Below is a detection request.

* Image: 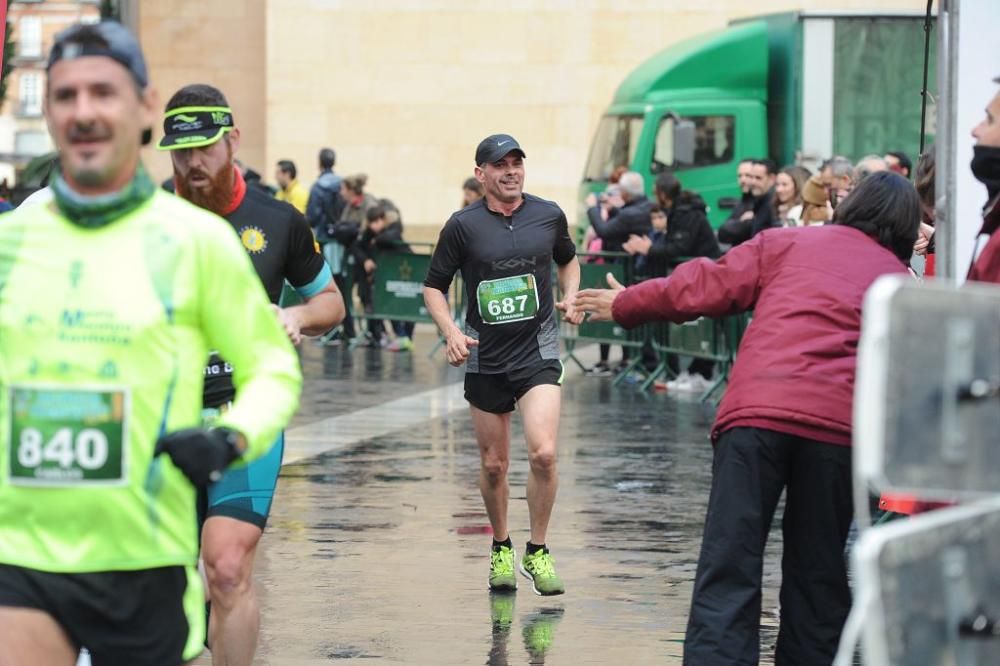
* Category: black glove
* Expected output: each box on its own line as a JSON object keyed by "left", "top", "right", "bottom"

{"left": 154, "top": 427, "right": 246, "bottom": 487}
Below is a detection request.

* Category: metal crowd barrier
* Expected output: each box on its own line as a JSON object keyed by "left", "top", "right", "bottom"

{"left": 558, "top": 252, "right": 750, "bottom": 403}
{"left": 298, "top": 239, "right": 463, "bottom": 355}
{"left": 291, "top": 241, "right": 747, "bottom": 401}
{"left": 637, "top": 314, "right": 750, "bottom": 400}
{"left": 559, "top": 252, "right": 646, "bottom": 387}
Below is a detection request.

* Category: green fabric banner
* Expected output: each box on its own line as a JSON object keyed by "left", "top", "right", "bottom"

{"left": 370, "top": 252, "right": 433, "bottom": 322}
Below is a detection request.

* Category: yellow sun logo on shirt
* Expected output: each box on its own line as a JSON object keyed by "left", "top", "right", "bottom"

{"left": 240, "top": 226, "right": 267, "bottom": 254}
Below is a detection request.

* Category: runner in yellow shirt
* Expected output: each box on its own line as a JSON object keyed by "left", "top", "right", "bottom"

{"left": 0, "top": 22, "right": 300, "bottom": 666}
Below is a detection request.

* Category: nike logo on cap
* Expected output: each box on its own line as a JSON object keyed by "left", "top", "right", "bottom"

{"left": 498, "top": 140, "right": 509, "bottom": 147}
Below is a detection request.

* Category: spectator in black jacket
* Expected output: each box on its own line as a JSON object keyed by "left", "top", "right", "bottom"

{"left": 353, "top": 203, "right": 415, "bottom": 350}
{"left": 583, "top": 170, "right": 652, "bottom": 375}
{"left": 306, "top": 147, "right": 344, "bottom": 238}
{"left": 624, "top": 172, "right": 721, "bottom": 276}
{"left": 624, "top": 172, "right": 721, "bottom": 389}
{"left": 717, "top": 158, "right": 756, "bottom": 247}
{"left": 748, "top": 158, "right": 779, "bottom": 237}
{"left": 585, "top": 170, "right": 653, "bottom": 252}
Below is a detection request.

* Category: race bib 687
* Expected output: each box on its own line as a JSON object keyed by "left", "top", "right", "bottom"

{"left": 476, "top": 274, "right": 540, "bottom": 325}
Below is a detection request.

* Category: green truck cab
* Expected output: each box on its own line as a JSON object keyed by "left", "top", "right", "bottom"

{"left": 580, "top": 11, "right": 935, "bottom": 229}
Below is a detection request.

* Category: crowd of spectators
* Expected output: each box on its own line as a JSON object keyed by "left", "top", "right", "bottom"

{"left": 265, "top": 149, "right": 418, "bottom": 350}
{"left": 577, "top": 147, "right": 954, "bottom": 391}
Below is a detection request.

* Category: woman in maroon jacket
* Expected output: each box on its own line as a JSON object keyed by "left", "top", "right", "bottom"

{"left": 576, "top": 171, "right": 920, "bottom": 666}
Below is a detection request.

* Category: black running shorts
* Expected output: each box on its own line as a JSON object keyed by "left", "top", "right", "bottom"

{"left": 464, "top": 360, "right": 564, "bottom": 414}
{"left": 0, "top": 563, "right": 204, "bottom": 666}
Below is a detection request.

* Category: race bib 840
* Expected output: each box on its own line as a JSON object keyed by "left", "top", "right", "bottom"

{"left": 6, "top": 385, "right": 128, "bottom": 486}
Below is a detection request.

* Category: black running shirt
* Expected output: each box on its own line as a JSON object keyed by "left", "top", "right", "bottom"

{"left": 204, "top": 188, "right": 331, "bottom": 406}
{"left": 424, "top": 194, "right": 576, "bottom": 374}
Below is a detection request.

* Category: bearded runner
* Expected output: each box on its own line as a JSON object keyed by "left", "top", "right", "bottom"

{"left": 159, "top": 83, "right": 343, "bottom": 666}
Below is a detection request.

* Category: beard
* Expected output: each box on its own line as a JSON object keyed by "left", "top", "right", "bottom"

{"left": 176, "top": 161, "right": 234, "bottom": 216}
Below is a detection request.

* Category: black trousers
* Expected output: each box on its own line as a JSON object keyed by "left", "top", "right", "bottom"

{"left": 392, "top": 320, "right": 415, "bottom": 337}
{"left": 665, "top": 352, "right": 714, "bottom": 379}
{"left": 683, "top": 427, "right": 853, "bottom": 666}
{"left": 333, "top": 272, "right": 355, "bottom": 338}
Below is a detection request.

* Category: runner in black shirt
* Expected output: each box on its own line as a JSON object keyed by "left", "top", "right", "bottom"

{"left": 159, "top": 83, "right": 343, "bottom": 666}
{"left": 424, "top": 134, "right": 582, "bottom": 596}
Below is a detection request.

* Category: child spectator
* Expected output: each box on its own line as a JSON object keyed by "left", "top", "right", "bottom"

{"left": 354, "top": 204, "right": 416, "bottom": 350}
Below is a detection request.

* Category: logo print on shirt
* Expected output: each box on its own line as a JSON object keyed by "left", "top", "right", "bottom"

{"left": 69, "top": 260, "right": 83, "bottom": 289}
{"left": 240, "top": 226, "right": 268, "bottom": 254}
{"left": 491, "top": 257, "right": 536, "bottom": 271}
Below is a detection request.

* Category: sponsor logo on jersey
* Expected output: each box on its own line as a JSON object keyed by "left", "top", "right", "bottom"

{"left": 491, "top": 257, "right": 537, "bottom": 271}
{"left": 240, "top": 226, "right": 268, "bottom": 254}
{"left": 69, "top": 260, "right": 83, "bottom": 289}
{"left": 170, "top": 119, "right": 204, "bottom": 132}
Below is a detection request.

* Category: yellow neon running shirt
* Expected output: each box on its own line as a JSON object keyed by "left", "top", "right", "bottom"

{"left": 0, "top": 190, "right": 301, "bottom": 572}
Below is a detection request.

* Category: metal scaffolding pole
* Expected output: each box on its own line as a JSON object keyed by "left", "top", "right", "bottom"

{"left": 935, "top": 0, "right": 960, "bottom": 282}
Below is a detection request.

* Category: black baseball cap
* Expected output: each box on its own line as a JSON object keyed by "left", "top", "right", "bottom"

{"left": 48, "top": 21, "right": 148, "bottom": 89}
{"left": 475, "top": 134, "right": 526, "bottom": 165}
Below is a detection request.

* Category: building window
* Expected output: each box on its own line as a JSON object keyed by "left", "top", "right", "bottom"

{"left": 19, "top": 16, "right": 43, "bottom": 59}
{"left": 15, "top": 130, "right": 50, "bottom": 157}
{"left": 19, "top": 72, "right": 42, "bottom": 117}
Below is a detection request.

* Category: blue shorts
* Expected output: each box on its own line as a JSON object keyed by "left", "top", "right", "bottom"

{"left": 204, "top": 433, "right": 284, "bottom": 529}
{"left": 200, "top": 405, "right": 284, "bottom": 530}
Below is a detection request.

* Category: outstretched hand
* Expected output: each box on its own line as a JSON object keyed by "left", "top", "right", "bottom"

{"left": 573, "top": 273, "right": 626, "bottom": 322}
{"left": 555, "top": 295, "right": 585, "bottom": 326}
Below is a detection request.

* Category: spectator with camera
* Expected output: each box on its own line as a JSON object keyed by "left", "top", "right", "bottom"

{"left": 583, "top": 171, "right": 652, "bottom": 375}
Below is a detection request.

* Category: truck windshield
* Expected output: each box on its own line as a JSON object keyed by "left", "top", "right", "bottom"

{"left": 583, "top": 115, "right": 643, "bottom": 182}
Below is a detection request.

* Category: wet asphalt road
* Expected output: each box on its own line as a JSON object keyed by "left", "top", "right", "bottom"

{"left": 208, "top": 329, "right": 784, "bottom": 665}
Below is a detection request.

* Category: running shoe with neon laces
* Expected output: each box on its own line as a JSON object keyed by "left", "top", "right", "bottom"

{"left": 489, "top": 545, "right": 517, "bottom": 592}
{"left": 519, "top": 547, "right": 565, "bottom": 596}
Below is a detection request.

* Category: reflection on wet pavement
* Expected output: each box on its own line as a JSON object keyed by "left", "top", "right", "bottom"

{"left": 225, "top": 332, "right": 783, "bottom": 665}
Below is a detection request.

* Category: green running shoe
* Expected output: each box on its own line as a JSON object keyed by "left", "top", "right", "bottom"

{"left": 519, "top": 548, "right": 565, "bottom": 596}
{"left": 489, "top": 545, "right": 517, "bottom": 591}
